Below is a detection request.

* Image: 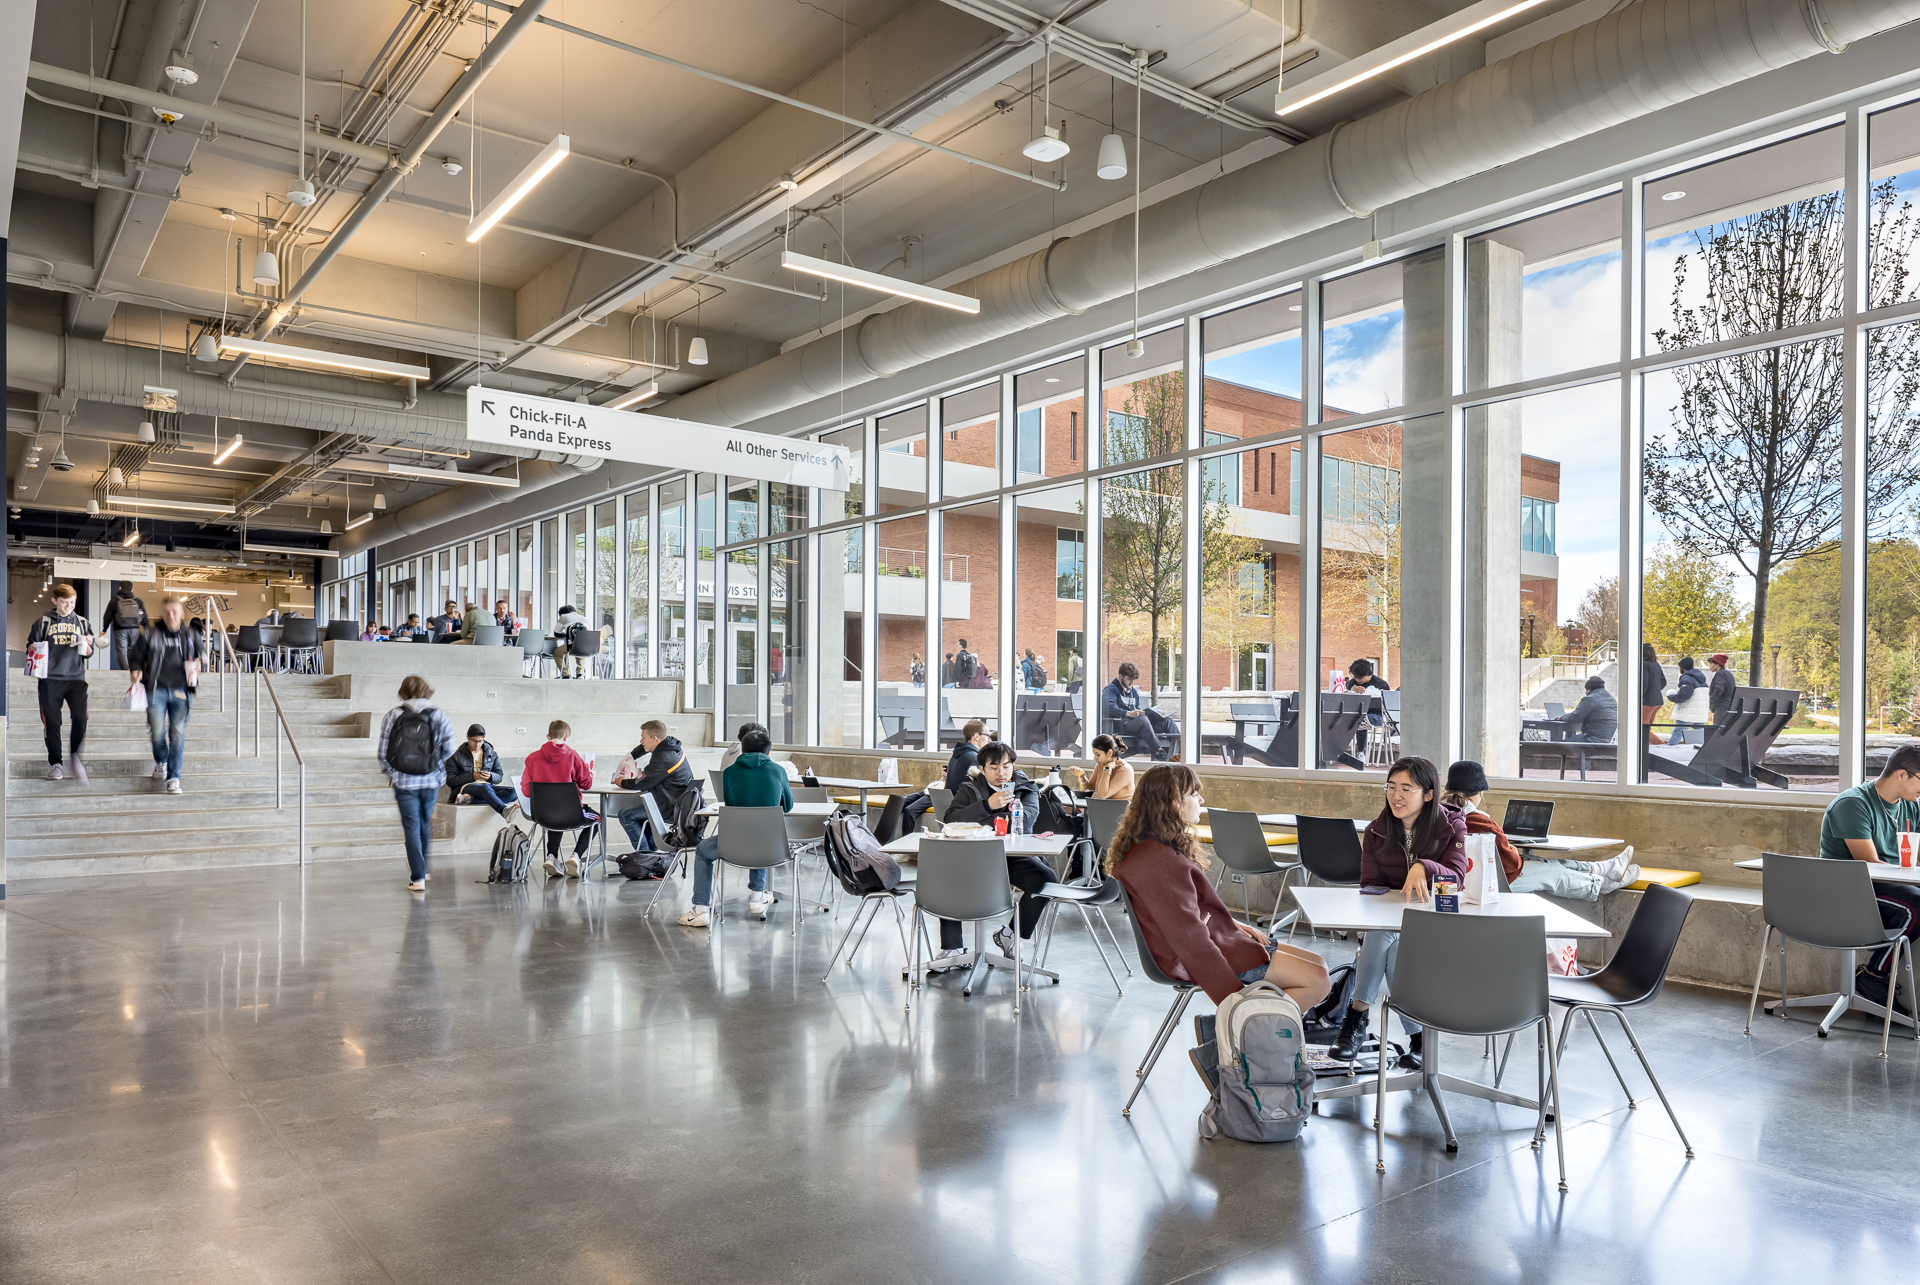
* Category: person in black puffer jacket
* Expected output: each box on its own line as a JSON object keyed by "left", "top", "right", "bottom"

{"left": 445, "top": 724, "right": 517, "bottom": 816}
{"left": 935, "top": 742, "right": 1051, "bottom": 963}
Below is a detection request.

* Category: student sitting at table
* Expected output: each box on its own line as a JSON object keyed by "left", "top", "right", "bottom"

{"left": 1101, "top": 662, "right": 1179, "bottom": 761}
{"left": 1328, "top": 755, "right": 1470, "bottom": 1070}
{"left": 520, "top": 720, "right": 599, "bottom": 880}
{"left": 678, "top": 725, "right": 791, "bottom": 928}
{"left": 1439, "top": 760, "right": 1639, "bottom": 902}
{"left": 1818, "top": 742, "right": 1920, "bottom": 1014}
{"left": 1554, "top": 675, "right": 1618, "bottom": 743}
{"left": 937, "top": 742, "right": 1051, "bottom": 963}
{"left": 1107, "top": 763, "right": 1329, "bottom": 1009}
{"left": 612, "top": 719, "right": 697, "bottom": 853}
{"left": 1084, "top": 734, "right": 1135, "bottom": 800}
{"left": 429, "top": 600, "right": 462, "bottom": 640}
{"left": 899, "top": 719, "right": 989, "bottom": 834}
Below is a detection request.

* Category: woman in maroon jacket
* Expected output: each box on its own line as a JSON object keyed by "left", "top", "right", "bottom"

{"left": 1329, "top": 755, "right": 1470, "bottom": 1070}
{"left": 1106, "top": 764, "right": 1329, "bottom": 1008}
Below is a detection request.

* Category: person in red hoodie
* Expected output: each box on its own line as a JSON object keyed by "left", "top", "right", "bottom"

{"left": 1107, "top": 763, "right": 1329, "bottom": 1009}
{"left": 1329, "top": 755, "right": 1470, "bottom": 1070}
{"left": 521, "top": 719, "right": 600, "bottom": 878}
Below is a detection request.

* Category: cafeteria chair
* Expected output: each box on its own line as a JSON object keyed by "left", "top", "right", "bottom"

{"left": 520, "top": 631, "right": 551, "bottom": 678}
{"left": 472, "top": 624, "right": 506, "bottom": 648}
{"left": 1376, "top": 910, "right": 1568, "bottom": 1191}
{"left": 909, "top": 837, "right": 1029, "bottom": 1011}
{"left": 818, "top": 822, "right": 926, "bottom": 981}
{"left": 927, "top": 786, "right": 953, "bottom": 822}
{"left": 639, "top": 792, "right": 701, "bottom": 915}
{"left": 1206, "top": 807, "right": 1302, "bottom": 932}
{"left": 232, "top": 624, "right": 265, "bottom": 672}
{"left": 1746, "top": 852, "right": 1919, "bottom": 1057}
{"left": 281, "top": 617, "right": 321, "bottom": 674}
{"left": 569, "top": 627, "right": 602, "bottom": 678}
{"left": 1550, "top": 884, "right": 1697, "bottom": 1156}
{"left": 1288, "top": 815, "right": 1365, "bottom": 942}
{"left": 711, "top": 805, "right": 819, "bottom": 933}
{"left": 526, "top": 781, "right": 602, "bottom": 879}
{"left": 323, "top": 620, "right": 360, "bottom": 642}
{"left": 1033, "top": 874, "right": 1129, "bottom": 996}
{"left": 709, "top": 769, "right": 728, "bottom": 801}
{"left": 1118, "top": 883, "right": 1198, "bottom": 1117}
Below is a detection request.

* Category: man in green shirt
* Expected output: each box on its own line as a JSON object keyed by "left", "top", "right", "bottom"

{"left": 1817, "top": 744, "right": 1920, "bottom": 1013}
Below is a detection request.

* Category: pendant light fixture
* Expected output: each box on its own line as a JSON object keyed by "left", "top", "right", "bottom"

{"left": 465, "top": 134, "right": 571, "bottom": 241}
{"left": 193, "top": 332, "right": 218, "bottom": 361}
{"left": 688, "top": 297, "right": 709, "bottom": 365}
{"left": 286, "top": 0, "right": 315, "bottom": 206}
{"left": 138, "top": 420, "right": 156, "bottom": 443}
{"left": 1022, "top": 37, "right": 1070, "bottom": 162}
{"left": 253, "top": 245, "right": 281, "bottom": 286}
{"left": 1097, "top": 76, "right": 1127, "bottom": 180}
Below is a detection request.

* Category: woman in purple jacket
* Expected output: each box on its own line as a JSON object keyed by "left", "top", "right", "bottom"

{"left": 1328, "top": 755, "right": 1470, "bottom": 1070}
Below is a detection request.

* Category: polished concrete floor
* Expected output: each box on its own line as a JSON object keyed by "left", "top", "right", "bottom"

{"left": 3, "top": 852, "right": 1917, "bottom": 1285}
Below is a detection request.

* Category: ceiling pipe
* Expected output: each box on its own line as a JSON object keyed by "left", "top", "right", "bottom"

{"left": 24, "top": 61, "right": 397, "bottom": 167}
{"left": 227, "top": 0, "right": 556, "bottom": 380}
{"left": 328, "top": 456, "right": 602, "bottom": 556}
{"left": 664, "top": 0, "right": 1920, "bottom": 428}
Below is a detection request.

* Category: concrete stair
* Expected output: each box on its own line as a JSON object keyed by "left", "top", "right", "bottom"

{"left": 3, "top": 665, "right": 703, "bottom": 881}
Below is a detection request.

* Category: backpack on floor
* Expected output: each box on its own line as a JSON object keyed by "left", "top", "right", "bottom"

{"left": 822, "top": 809, "right": 902, "bottom": 893}
{"left": 487, "top": 822, "right": 533, "bottom": 883}
{"left": 618, "top": 850, "right": 673, "bottom": 880}
{"left": 1200, "top": 979, "right": 1315, "bottom": 1143}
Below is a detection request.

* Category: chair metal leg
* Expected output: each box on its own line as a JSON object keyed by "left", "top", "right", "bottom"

{"left": 1544, "top": 1015, "right": 1569, "bottom": 1191}
{"left": 1532, "top": 1022, "right": 1550, "bottom": 1149}
{"left": 822, "top": 898, "right": 875, "bottom": 979}
{"left": 1374, "top": 1010, "right": 1389, "bottom": 1172}
{"left": 1882, "top": 938, "right": 1903, "bottom": 1059}
{"left": 1124, "top": 988, "right": 1195, "bottom": 1117}
{"left": 1744, "top": 924, "right": 1773, "bottom": 1034}
{"left": 849, "top": 893, "right": 884, "bottom": 957}
{"left": 1421, "top": 1033, "right": 1458, "bottom": 1152}
{"left": 1095, "top": 907, "right": 1134, "bottom": 977}
{"left": 1581, "top": 1008, "right": 1635, "bottom": 1105}
{"left": 1075, "top": 903, "right": 1125, "bottom": 996}
{"left": 1612, "top": 1010, "right": 1694, "bottom": 1158}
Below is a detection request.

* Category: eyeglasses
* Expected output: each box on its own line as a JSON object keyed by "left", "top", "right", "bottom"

{"left": 1383, "top": 782, "right": 1426, "bottom": 797}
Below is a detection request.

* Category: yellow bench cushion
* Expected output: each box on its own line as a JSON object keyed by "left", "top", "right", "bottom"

{"left": 1628, "top": 868, "right": 1701, "bottom": 890}
{"left": 1194, "top": 825, "right": 1297, "bottom": 849}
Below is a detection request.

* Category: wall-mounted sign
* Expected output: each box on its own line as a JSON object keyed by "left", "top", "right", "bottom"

{"left": 465, "top": 387, "right": 851, "bottom": 489}
{"left": 54, "top": 557, "right": 157, "bottom": 583}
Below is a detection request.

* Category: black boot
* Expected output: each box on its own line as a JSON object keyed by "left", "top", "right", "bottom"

{"left": 1398, "top": 1030, "right": 1424, "bottom": 1071}
{"left": 1331, "top": 1005, "right": 1370, "bottom": 1061}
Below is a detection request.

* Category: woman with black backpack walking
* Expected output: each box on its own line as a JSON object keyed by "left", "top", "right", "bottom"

{"left": 376, "top": 675, "right": 457, "bottom": 892}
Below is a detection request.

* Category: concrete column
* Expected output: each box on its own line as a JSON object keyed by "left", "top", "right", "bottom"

{"left": 0, "top": 0, "right": 34, "bottom": 896}
{"left": 1396, "top": 249, "right": 1451, "bottom": 763}
{"left": 1463, "top": 239, "right": 1525, "bottom": 776}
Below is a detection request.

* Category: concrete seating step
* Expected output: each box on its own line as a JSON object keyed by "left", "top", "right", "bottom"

{"left": 8, "top": 796, "right": 401, "bottom": 836}
{"left": 9, "top": 833, "right": 407, "bottom": 880}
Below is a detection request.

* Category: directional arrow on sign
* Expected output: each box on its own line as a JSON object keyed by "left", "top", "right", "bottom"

{"left": 480, "top": 400, "right": 496, "bottom": 415}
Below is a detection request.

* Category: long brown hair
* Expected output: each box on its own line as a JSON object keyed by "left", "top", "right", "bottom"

{"left": 1103, "top": 763, "right": 1206, "bottom": 874}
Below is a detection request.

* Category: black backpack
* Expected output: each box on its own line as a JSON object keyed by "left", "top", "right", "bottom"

{"left": 618, "top": 850, "right": 673, "bottom": 880}
{"left": 387, "top": 707, "right": 440, "bottom": 776}
{"left": 1033, "top": 782, "right": 1084, "bottom": 840}
{"left": 113, "top": 596, "right": 143, "bottom": 627}
{"left": 662, "top": 782, "right": 708, "bottom": 849}
{"left": 954, "top": 650, "right": 977, "bottom": 685}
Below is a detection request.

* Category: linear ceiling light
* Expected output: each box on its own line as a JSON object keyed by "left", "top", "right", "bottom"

{"left": 466, "top": 133, "right": 570, "bottom": 242}
{"left": 243, "top": 542, "right": 342, "bottom": 558}
{"left": 1274, "top": 0, "right": 1556, "bottom": 117}
{"left": 213, "top": 434, "right": 244, "bottom": 465}
{"left": 216, "top": 336, "right": 431, "bottom": 380}
{"left": 345, "top": 512, "right": 373, "bottom": 530}
{"left": 382, "top": 463, "right": 521, "bottom": 487}
{"left": 106, "top": 494, "right": 238, "bottom": 514}
{"left": 780, "top": 250, "right": 979, "bottom": 314}
{"left": 606, "top": 382, "right": 659, "bottom": 411}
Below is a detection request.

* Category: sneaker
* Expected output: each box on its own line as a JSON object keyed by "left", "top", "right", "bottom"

{"left": 1331, "top": 1006, "right": 1371, "bottom": 1062}
{"left": 677, "top": 905, "right": 711, "bottom": 927}
{"left": 1856, "top": 968, "right": 1912, "bottom": 1017}
{"left": 69, "top": 757, "right": 87, "bottom": 783}
{"left": 407, "top": 879, "right": 425, "bottom": 892}
{"left": 1599, "top": 863, "right": 1642, "bottom": 896}
{"left": 544, "top": 860, "right": 563, "bottom": 879}
{"left": 748, "top": 891, "right": 775, "bottom": 917}
{"left": 165, "top": 778, "right": 183, "bottom": 795}
{"left": 992, "top": 925, "right": 1016, "bottom": 958}
{"left": 1194, "top": 1014, "right": 1218, "bottom": 1047}
{"left": 152, "top": 763, "right": 168, "bottom": 781}
{"left": 44, "top": 764, "right": 63, "bottom": 781}
{"left": 565, "top": 855, "right": 581, "bottom": 878}
{"left": 933, "top": 947, "right": 970, "bottom": 962}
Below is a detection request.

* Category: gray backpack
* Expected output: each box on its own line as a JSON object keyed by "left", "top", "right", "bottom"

{"left": 1200, "top": 979, "right": 1316, "bottom": 1143}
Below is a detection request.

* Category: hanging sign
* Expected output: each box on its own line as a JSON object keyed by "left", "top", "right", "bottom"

{"left": 465, "top": 387, "right": 851, "bottom": 489}
{"left": 54, "top": 557, "right": 157, "bottom": 582}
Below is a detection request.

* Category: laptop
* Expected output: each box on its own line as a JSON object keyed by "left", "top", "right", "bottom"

{"left": 1502, "top": 798, "right": 1555, "bottom": 847}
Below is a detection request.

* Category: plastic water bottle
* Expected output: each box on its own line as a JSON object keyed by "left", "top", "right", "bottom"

{"left": 1010, "top": 800, "right": 1027, "bottom": 837}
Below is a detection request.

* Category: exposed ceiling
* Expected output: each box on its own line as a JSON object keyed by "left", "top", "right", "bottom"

{"left": 7, "top": 0, "right": 1603, "bottom": 552}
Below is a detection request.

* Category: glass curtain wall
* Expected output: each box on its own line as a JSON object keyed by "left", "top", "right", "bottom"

{"left": 659, "top": 480, "right": 687, "bottom": 680}
{"left": 1015, "top": 354, "right": 1087, "bottom": 481}
{"left": 941, "top": 499, "right": 1001, "bottom": 740}
{"left": 769, "top": 539, "right": 804, "bottom": 744}
{"left": 626, "top": 495, "right": 650, "bottom": 679}
{"left": 594, "top": 502, "right": 617, "bottom": 657}
{"left": 539, "top": 518, "right": 559, "bottom": 633}
{"left": 876, "top": 513, "right": 928, "bottom": 748}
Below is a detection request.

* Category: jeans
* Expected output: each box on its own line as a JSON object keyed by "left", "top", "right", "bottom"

{"left": 455, "top": 782, "right": 518, "bottom": 816}
{"left": 393, "top": 786, "right": 437, "bottom": 881}
{"left": 690, "top": 833, "right": 769, "bottom": 905}
{"left": 938, "top": 853, "right": 1055, "bottom": 949}
{"left": 1353, "top": 930, "right": 1420, "bottom": 1036}
{"left": 544, "top": 808, "right": 598, "bottom": 859}
{"left": 1510, "top": 857, "right": 1604, "bottom": 900}
{"left": 619, "top": 804, "right": 653, "bottom": 852}
{"left": 1870, "top": 882, "right": 1920, "bottom": 977}
{"left": 1117, "top": 707, "right": 1180, "bottom": 759}
{"left": 38, "top": 678, "right": 88, "bottom": 764}
{"left": 1237, "top": 949, "right": 1277, "bottom": 985}
{"left": 111, "top": 627, "right": 139, "bottom": 670}
{"left": 146, "top": 687, "right": 191, "bottom": 780}
{"left": 553, "top": 644, "right": 584, "bottom": 677}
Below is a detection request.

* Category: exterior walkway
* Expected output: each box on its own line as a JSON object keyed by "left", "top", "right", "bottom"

{"left": 1, "top": 853, "right": 1909, "bottom": 1283}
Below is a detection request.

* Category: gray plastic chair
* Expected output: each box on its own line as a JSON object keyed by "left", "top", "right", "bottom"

{"left": 520, "top": 630, "right": 550, "bottom": 678}
{"left": 1207, "top": 807, "right": 1301, "bottom": 930}
{"left": 790, "top": 785, "right": 830, "bottom": 803}
{"left": 640, "top": 792, "right": 696, "bottom": 915}
{"left": 1034, "top": 874, "right": 1129, "bottom": 996}
{"left": 1086, "top": 797, "right": 1128, "bottom": 852}
{"left": 1746, "top": 852, "right": 1919, "bottom": 1057}
{"left": 712, "top": 806, "right": 803, "bottom": 932}
{"left": 928, "top": 786, "right": 954, "bottom": 822}
{"left": 281, "top": 617, "right": 321, "bottom": 673}
{"left": 1379, "top": 910, "right": 1566, "bottom": 1188}
{"left": 472, "top": 624, "right": 506, "bottom": 648}
{"left": 1289, "top": 814, "right": 1365, "bottom": 942}
{"left": 910, "top": 837, "right": 1026, "bottom": 1011}
{"left": 709, "top": 769, "right": 728, "bottom": 801}
{"left": 1117, "top": 882, "right": 1198, "bottom": 1117}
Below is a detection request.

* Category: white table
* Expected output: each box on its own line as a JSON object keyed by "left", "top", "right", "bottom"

{"left": 1514, "top": 833, "right": 1620, "bottom": 855}
{"left": 1258, "top": 814, "right": 1367, "bottom": 830}
{"left": 807, "top": 774, "right": 916, "bottom": 812}
{"left": 1735, "top": 855, "right": 1920, "bottom": 884}
{"left": 694, "top": 801, "right": 838, "bottom": 821}
{"left": 1290, "top": 886, "right": 1609, "bottom": 1111}
{"left": 886, "top": 831, "right": 1074, "bottom": 988}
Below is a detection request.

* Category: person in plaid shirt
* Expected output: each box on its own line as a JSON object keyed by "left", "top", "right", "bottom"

{"left": 376, "top": 675, "right": 456, "bottom": 891}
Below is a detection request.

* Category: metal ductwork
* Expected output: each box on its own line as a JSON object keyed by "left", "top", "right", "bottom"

{"left": 666, "top": 0, "right": 1920, "bottom": 428}
{"left": 6, "top": 325, "right": 467, "bottom": 442}
{"left": 328, "top": 456, "right": 601, "bottom": 556}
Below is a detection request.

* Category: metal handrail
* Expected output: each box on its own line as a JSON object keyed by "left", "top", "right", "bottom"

{"left": 205, "top": 599, "right": 308, "bottom": 866}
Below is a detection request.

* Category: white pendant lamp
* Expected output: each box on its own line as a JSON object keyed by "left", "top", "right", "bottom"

{"left": 194, "top": 333, "right": 219, "bottom": 362}
{"left": 86, "top": 499, "right": 100, "bottom": 515}
{"left": 1096, "top": 131, "right": 1128, "bottom": 180}
{"left": 688, "top": 335, "right": 709, "bottom": 366}
{"left": 107, "top": 466, "right": 126, "bottom": 486}
{"left": 1023, "top": 40, "right": 1070, "bottom": 162}
{"left": 138, "top": 421, "right": 156, "bottom": 443}
{"left": 253, "top": 248, "right": 281, "bottom": 286}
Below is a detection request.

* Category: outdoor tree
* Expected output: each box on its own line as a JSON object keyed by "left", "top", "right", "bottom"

{"left": 1645, "top": 178, "right": 1920, "bottom": 684}
{"left": 1573, "top": 575, "right": 1619, "bottom": 648}
{"left": 1317, "top": 426, "right": 1403, "bottom": 677}
{"left": 1640, "top": 542, "right": 1742, "bottom": 658}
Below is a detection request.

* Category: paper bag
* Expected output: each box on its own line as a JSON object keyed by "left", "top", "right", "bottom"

{"left": 1900, "top": 831, "right": 1920, "bottom": 869}
{"left": 876, "top": 758, "right": 900, "bottom": 785}
{"left": 24, "top": 641, "right": 47, "bottom": 679}
{"left": 1460, "top": 832, "right": 1501, "bottom": 905}
{"left": 124, "top": 681, "right": 148, "bottom": 713}
{"left": 1545, "top": 938, "right": 1580, "bottom": 976}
